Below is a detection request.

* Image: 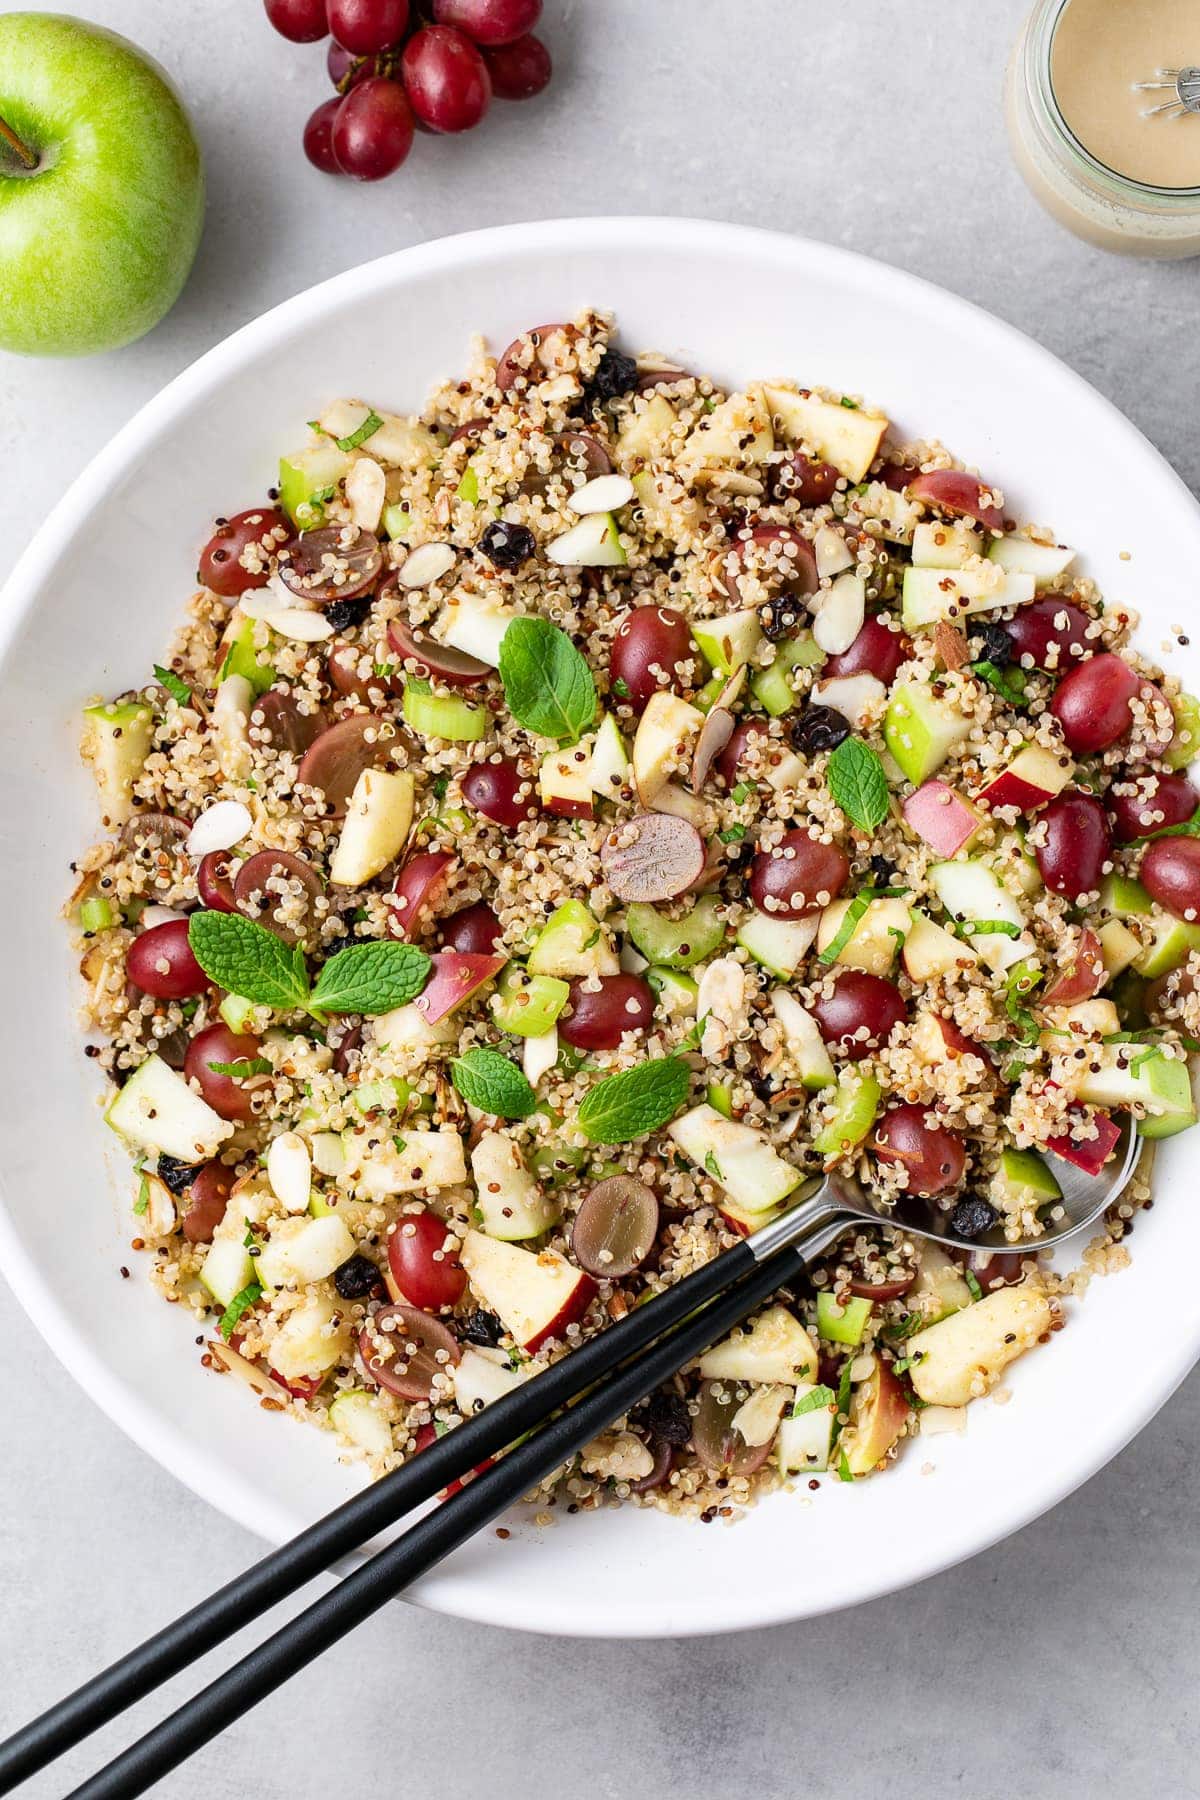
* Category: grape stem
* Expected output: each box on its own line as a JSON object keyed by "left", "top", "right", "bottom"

{"left": 0, "top": 112, "right": 36, "bottom": 170}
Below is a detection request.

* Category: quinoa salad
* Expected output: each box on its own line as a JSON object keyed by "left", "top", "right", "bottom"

{"left": 72, "top": 313, "right": 1200, "bottom": 1513}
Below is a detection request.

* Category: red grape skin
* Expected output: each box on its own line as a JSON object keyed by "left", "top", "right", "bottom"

{"left": 433, "top": 0, "right": 541, "bottom": 45}
{"left": 198, "top": 508, "right": 291, "bottom": 598}
{"left": 767, "top": 454, "right": 839, "bottom": 506}
{"left": 440, "top": 902, "right": 502, "bottom": 954}
{"left": 328, "top": 0, "right": 410, "bottom": 56}
{"left": 1105, "top": 771, "right": 1199, "bottom": 843}
{"left": 1141, "top": 837, "right": 1200, "bottom": 922}
{"left": 716, "top": 718, "right": 768, "bottom": 788}
{"left": 559, "top": 975, "right": 654, "bottom": 1051}
{"left": 184, "top": 1024, "right": 264, "bottom": 1123}
{"left": 610, "top": 607, "right": 693, "bottom": 712}
{"left": 748, "top": 830, "right": 849, "bottom": 918}
{"left": 387, "top": 1210, "right": 467, "bottom": 1312}
{"left": 1034, "top": 791, "right": 1112, "bottom": 901}
{"left": 127, "top": 921, "right": 210, "bottom": 1000}
{"left": 197, "top": 853, "right": 238, "bottom": 913}
{"left": 482, "top": 32, "right": 551, "bottom": 98}
{"left": 821, "top": 617, "right": 912, "bottom": 685}
{"left": 303, "top": 98, "right": 343, "bottom": 175}
{"left": 810, "top": 971, "right": 907, "bottom": 1061}
{"left": 872, "top": 1104, "right": 965, "bottom": 1197}
{"left": 332, "top": 78, "right": 415, "bottom": 180}
{"left": 181, "top": 1163, "right": 234, "bottom": 1244}
{"left": 1005, "top": 597, "right": 1092, "bottom": 670}
{"left": 1050, "top": 653, "right": 1139, "bottom": 754}
{"left": 264, "top": 0, "right": 329, "bottom": 43}
{"left": 460, "top": 758, "right": 538, "bottom": 827}
{"left": 401, "top": 26, "right": 491, "bottom": 133}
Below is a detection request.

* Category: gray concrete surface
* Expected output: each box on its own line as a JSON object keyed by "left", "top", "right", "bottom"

{"left": 2, "top": 1, "right": 1199, "bottom": 1793}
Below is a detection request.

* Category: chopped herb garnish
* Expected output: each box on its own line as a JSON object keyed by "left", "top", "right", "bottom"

{"left": 133, "top": 1177, "right": 150, "bottom": 1217}
{"left": 718, "top": 825, "right": 746, "bottom": 844}
{"left": 965, "top": 1271, "right": 983, "bottom": 1301}
{"left": 153, "top": 665, "right": 192, "bottom": 707}
{"left": 839, "top": 396, "right": 859, "bottom": 410}
{"left": 219, "top": 1282, "right": 262, "bottom": 1340}
{"left": 334, "top": 408, "right": 384, "bottom": 452}
{"left": 792, "top": 1384, "right": 835, "bottom": 1417}
{"left": 207, "top": 1057, "right": 272, "bottom": 1079}
{"left": 611, "top": 676, "right": 630, "bottom": 700}
{"left": 703, "top": 1150, "right": 723, "bottom": 1179}
{"left": 971, "top": 661, "right": 1028, "bottom": 707}
{"left": 731, "top": 781, "right": 753, "bottom": 804}
{"left": 826, "top": 737, "right": 889, "bottom": 832}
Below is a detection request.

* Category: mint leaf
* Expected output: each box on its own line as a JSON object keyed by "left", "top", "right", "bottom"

{"left": 826, "top": 737, "right": 889, "bottom": 832}
{"left": 1138, "top": 805, "right": 1200, "bottom": 843}
{"left": 957, "top": 919, "right": 1021, "bottom": 938}
{"left": 207, "top": 1057, "right": 272, "bottom": 1079}
{"left": 971, "top": 660, "right": 1027, "bottom": 707}
{"left": 153, "top": 664, "right": 192, "bottom": 706}
{"left": 792, "top": 1384, "right": 835, "bottom": 1416}
{"left": 334, "top": 409, "right": 383, "bottom": 452}
{"left": 576, "top": 1057, "right": 690, "bottom": 1144}
{"left": 188, "top": 911, "right": 310, "bottom": 1012}
{"left": 219, "top": 1282, "right": 262, "bottom": 1341}
{"left": 309, "top": 941, "right": 431, "bottom": 1016}
{"left": 498, "top": 617, "right": 597, "bottom": 744}
{"left": 451, "top": 1048, "right": 536, "bottom": 1119}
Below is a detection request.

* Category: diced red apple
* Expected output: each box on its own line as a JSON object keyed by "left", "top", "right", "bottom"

{"left": 841, "top": 1360, "right": 910, "bottom": 1477}
{"left": 1041, "top": 928, "right": 1105, "bottom": 1005}
{"left": 906, "top": 469, "right": 1005, "bottom": 534}
{"left": 975, "top": 744, "right": 1074, "bottom": 813}
{"left": 387, "top": 850, "right": 457, "bottom": 941}
{"left": 459, "top": 1229, "right": 595, "bottom": 1351}
{"left": 412, "top": 950, "right": 508, "bottom": 1024}
{"left": 539, "top": 746, "right": 594, "bottom": 819}
{"left": 1044, "top": 1104, "right": 1122, "bottom": 1174}
{"left": 902, "top": 779, "right": 983, "bottom": 857}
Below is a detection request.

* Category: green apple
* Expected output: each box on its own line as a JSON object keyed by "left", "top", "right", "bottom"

{"left": 883, "top": 682, "right": 971, "bottom": 785}
{"left": 0, "top": 14, "right": 204, "bottom": 356}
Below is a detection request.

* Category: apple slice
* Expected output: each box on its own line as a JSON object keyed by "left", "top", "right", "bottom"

{"left": 81, "top": 700, "right": 155, "bottom": 827}
{"left": 374, "top": 1001, "right": 457, "bottom": 1053}
{"left": 470, "top": 1131, "right": 560, "bottom": 1240}
{"left": 460, "top": 1230, "right": 594, "bottom": 1351}
{"left": 883, "top": 683, "right": 971, "bottom": 785}
{"left": 907, "top": 1284, "right": 1052, "bottom": 1407}
{"left": 901, "top": 910, "right": 979, "bottom": 982}
{"left": 452, "top": 1346, "right": 530, "bottom": 1414}
{"left": 902, "top": 779, "right": 983, "bottom": 857}
{"left": 668, "top": 1104, "right": 803, "bottom": 1218}
{"left": 816, "top": 896, "right": 910, "bottom": 975}
{"left": 692, "top": 609, "right": 763, "bottom": 675}
{"left": 760, "top": 385, "right": 888, "bottom": 483}
{"left": 813, "top": 672, "right": 887, "bottom": 729}
{"left": 631, "top": 691, "right": 704, "bottom": 803}
{"left": 911, "top": 521, "right": 983, "bottom": 569}
{"left": 1043, "top": 1104, "right": 1122, "bottom": 1173}
{"left": 438, "top": 589, "right": 520, "bottom": 667}
{"left": 412, "top": 950, "right": 508, "bottom": 1025}
{"left": 589, "top": 712, "right": 630, "bottom": 799}
{"left": 928, "top": 858, "right": 1030, "bottom": 972}
{"left": 699, "top": 1304, "right": 818, "bottom": 1384}
{"left": 841, "top": 1360, "right": 910, "bottom": 1477}
{"left": 678, "top": 386, "right": 774, "bottom": 472}
{"left": 974, "top": 744, "right": 1074, "bottom": 812}
{"left": 986, "top": 535, "right": 1076, "bottom": 583}
{"left": 614, "top": 392, "right": 677, "bottom": 464}
{"left": 545, "top": 513, "right": 627, "bottom": 566}
{"left": 527, "top": 899, "right": 619, "bottom": 978}
{"left": 539, "top": 746, "right": 594, "bottom": 819}
{"left": 387, "top": 850, "right": 456, "bottom": 941}
{"left": 349, "top": 1129, "right": 468, "bottom": 1198}
{"left": 900, "top": 565, "right": 1035, "bottom": 630}
{"left": 329, "top": 768, "right": 414, "bottom": 887}
{"left": 770, "top": 988, "right": 836, "bottom": 1090}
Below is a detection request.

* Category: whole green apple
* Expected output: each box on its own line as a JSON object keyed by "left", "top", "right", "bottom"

{"left": 0, "top": 13, "right": 205, "bottom": 357}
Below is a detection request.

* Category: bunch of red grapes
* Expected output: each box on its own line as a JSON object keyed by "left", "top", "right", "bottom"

{"left": 264, "top": 0, "right": 552, "bottom": 181}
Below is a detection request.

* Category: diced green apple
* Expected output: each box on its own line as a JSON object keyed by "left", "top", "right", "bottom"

{"left": 278, "top": 441, "right": 351, "bottom": 527}
{"left": 1133, "top": 911, "right": 1200, "bottom": 979}
{"left": 328, "top": 1389, "right": 394, "bottom": 1456}
{"left": 901, "top": 564, "right": 1036, "bottom": 630}
{"left": 911, "top": 521, "right": 983, "bottom": 568}
{"left": 106, "top": 1055, "right": 232, "bottom": 1162}
{"left": 200, "top": 1235, "right": 256, "bottom": 1310}
{"left": 438, "top": 589, "right": 520, "bottom": 668}
{"left": 81, "top": 701, "right": 155, "bottom": 827}
{"left": 679, "top": 386, "right": 774, "bottom": 471}
{"left": 735, "top": 909, "right": 819, "bottom": 979}
{"left": 883, "top": 683, "right": 971, "bottom": 785}
{"left": 974, "top": 744, "right": 1074, "bottom": 813}
{"left": 928, "top": 858, "right": 1029, "bottom": 972}
{"left": 1099, "top": 872, "right": 1154, "bottom": 919}
{"left": 667, "top": 1104, "right": 803, "bottom": 1217}
{"left": 539, "top": 746, "right": 594, "bottom": 819}
{"left": 545, "top": 513, "right": 626, "bottom": 567}
{"left": 626, "top": 895, "right": 726, "bottom": 969}
{"left": 1166, "top": 691, "right": 1200, "bottom": 772}
{"left": 329, "top": 769, "right": 414, "bottom": 887}
{"left": 770, "top": 989, "right": 836, "bottom": 1089}
{"left": 256, "top": 1213, "right": 357, "bottom": 1287}
{"left": 760, "top": 384, "right": 887, "bottom": 483}
{"left": 776, "top": 1389, "right": 835, "bottom": 1473}
{"left": 986, "top": 535, "right": 1076, "bottom": 582}
{"left": 990, "top": 1146, "right": 1061, "bottom": 1212}
{"left": 615, "top": 392, "right": 678, "bottom": 464}
{"left": 471, "top": 1131, "right": 560, "bottom": 1239}
{"left": 901, "top": 910, "right": 980, "bottom": 981}
{"left": 459, "top": 1229, "right": 594, "bottom": 1351}
{"left": 1074, "top": 1045, "right": 1196, "bottom": 1137}
{"left": 816, "top": 895, "right": 910, "bottom": 975}
{"left": 692, "top": 609, "right": 764, "bottom": 675}
{"left": 812, "top": 1072, "right": 882, "bottom": 1159}
{"left": 816, "top": 1291, "right": 872, "bottom": 1346}
{"left": 491, "top": 963, "right": 571, "bottom": 1036}
{"left": 631, "top": 691, "right": 705, "bottom": 803}
{"left": 699, "top": 1304, "right": 818, "bottom": 1384}
{"left": 270, "top": 1294, "right": 349, "bottom": 1382}
{"left": 911, "top": 1242, "right": 973, "bottom": 1320}
{"left": 589, "top": 712, "right": 629, "bottom": 799}
{"left": 907, "top": 1283, "right": 1052, "bottom": 1406}
{"left": 1098, "top": 918, "right": 1142, "bottom": 979}
{"left": 349, "top": 1129, "right": 468, "bottom": 1199}
{"left": 218, "top": 611, "right": 276, "bottom": 695}
{"left": 527, "top": 900, "right": 619, "bottom": 979}
{"left": 452, "top": 1345, "right": 529, "bottom": 1413}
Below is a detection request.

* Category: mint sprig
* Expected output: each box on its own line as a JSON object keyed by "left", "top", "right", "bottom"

{"left": 154, "top": 665, "right": 192, "bottom": 707}
{"left": 792, "top": 1384, "right": 835, "bottom": 1417}
{"left": 187, "top": 911, "right": 430, "bottom": 1017}
{"left": 498, "top": 616, "right": 597, "bottom": 744}
{"left": 826, "top": 737, "right": 889, "bottom": 832}
{"left": 451, "top": 1048, "right": 536, "bottom": 1119}
{"left": 576, "top": 1056, "right": 690, "bottom": 1144}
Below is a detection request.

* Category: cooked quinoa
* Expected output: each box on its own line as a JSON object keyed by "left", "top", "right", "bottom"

{"left": 71, "top": 312, "right": 1200, "bottom": 1511}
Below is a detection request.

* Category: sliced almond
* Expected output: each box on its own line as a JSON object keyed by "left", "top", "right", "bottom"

{"left": 397, "top": 542, "right": 457, "bottom": 590}
{"left": 690, "top": 666, "right": 746, "bottom": 792}
{"left": 568, "top": 474, "right": 635, "bottom": 515}
{"left": 186, "top": 800, "right": 253, "bottom": 858}
{"left": 260, "top": 609, "right": 336, "bottom": 642}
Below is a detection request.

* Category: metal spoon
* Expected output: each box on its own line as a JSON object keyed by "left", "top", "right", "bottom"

{"left": 743, "top": 1116, "right": 1142, "bottom": 1272}
{"left": 1133, "top": 67, "right": 1200, "bottom": 119}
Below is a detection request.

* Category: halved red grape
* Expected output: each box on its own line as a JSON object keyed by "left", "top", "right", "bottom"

{"left": 297, "top": 714, "right": 389, "bottom": 814}
{"left": 197, "top": 852, "right": 238, "bottom": 914}
{"left": 234, "top": 851, "right": 324, "bottom": 945}
{"left": 1050, "top": 653, "right": 1140, "bottom": 754}
{"left": 359, "top": 1303, "right": 461, "bottom": 1400}
{"left": 279, "top": 523, "right": 383, "bottom": 602}
{"left": 872, "top": 1104, "right": 965, "bottom": 1197}
{"left": 609, "top": 606, "right": 693, "bottom": 712}
{"left": 748, "top": 830, "right": 849, "bottom": 917}
{"left": 1106, "top": 770, "right": 1198, "bottom": 842}
{"left": 821, "top": 616, "right": 912, "bottom": 685}
{"left": 716, "top": 718, "right": 768, "bottom": 788}
{"left": 433, "top": 0, "right": 541, "bottom": 44}
{"left": 303, "top": 98, "right": 343, "bottom": 174}
{"left": 810, "top": 971, "right": 907, "bottom": 1060}
{"left": 184, "top": 1023, "right": 264, "bottom": 1123}
{"left": 571, "top": 1177, "right": 658, "bottom": 1278}
{"left": 600, "top": 813, "right": 705, "bottom": 903}
{"left": 198, "top": 508, "right": 291, "bottom": 598}
{"left": 715, "top": 525, "right": 819, "bottom": 609}
{"left": 494, "top": 323, "right": 576, "bottom": 393}
{"left": 387, "top": 617, "right": 490, "bottom": 686}
{"left": 1005, "top": 597, "right": 1093, "bottom": 670}
{"left": 127, "top": 921, "right": 210, "bottom": 1000}
{"left": 767, "top": 454, "right": 840, "bottom": 506}
{"left": 1140, "top": 837, "right": 1200, "bottom": 922}
{"left": 440, "top": 902, "right": 502, "bottom": 954}
{"left": 181, "top": 1162, "right": 234, "bottom": 1244}
{"left": 906, "top": 469, "right": 1005, "bottom": 533}
{"left": 265, "top": 0, "right": 329, "bottom": 43}
{"left": 846, "top": 1267, "right": 917, "bottom": 1302}
{"left": 387, "top": 1211, "right": 467, "bottom": 1312}
{"left": 401, "top": 26, "right": 491, "bottom": 132}
{"left": 328, "top": 0, "right": 409, "bottom": 55}
{"left": 460, "top": 757, "right": 538, "bottom": 827}
{"left": 690, "top": 1379, "right": 775, "bottom": 1475}
{"left": 327, "top": 642, "right": 396, "bottom": 702}
{"left": 1033, "top": 791, "right": 1111, "bottom": 900}
{"left": 388, "top": 851, "right": 456, "bottom": 940}
{"left": 481, "top": 31, "right": 551, "bottom": 97}
{"left": 250, "top": 686, "right": 325, "bottom": 754}
{"left": 559, "top": 975, "right": 654, "bottom": 1050}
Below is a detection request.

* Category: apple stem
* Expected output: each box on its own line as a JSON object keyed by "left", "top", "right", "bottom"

{"left": 0, "top": 113, "right": 36, "bottom": 171}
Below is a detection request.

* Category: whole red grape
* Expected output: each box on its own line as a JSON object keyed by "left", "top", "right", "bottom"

{"left": 303, "top": 98, "right": 343, "bottom": 174}
{"left": 328, "top": 42, "right": 385, "bottom": 89}
{"left": 483, "top": 32, "right": 551, "bottom": 99}
{"left": 264, "top": 0, "right": 329, "bottom": 43}
{"left": 433, "top": 0, "right": 541, "bottom": 45}
{"left": 328, "top": 0, "right": 410, "bottom": 55}
{"left": 401, "top": 26, "right": 491, "bottom": 132}
{"left": 332, "top": 78, "right": 416, "bottom": 180}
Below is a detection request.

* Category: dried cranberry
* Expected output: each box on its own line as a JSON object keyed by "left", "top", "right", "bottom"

{"left": 970, "top": 621, "right": 1014, "bottom": 666}
{"left": 333, "top": 1253, "right": 382, "bottom": 1299}
{"left": 949, "top": 1196, "right": 999, "bottom": 1240}
{"left": 324, "top": 594, "right": 373, "bottom": 632}
{"left": 587, "top": 348, "right": 638, "bottom": 404}
{"left": 634, "top": 1388, "right": 693, "bottom": 1447}
{"left": 760, "top": 593, "right": 808, "bottom": 642}
{"left": 480, "top": 519, "right": 535, "bottom": 570}
{"left": 789, "top": 705, "right": 851, "bottom": 756}
{"left": 460, "top": 1308, "right": 505, "bottom": 1347}
{"left": 156, "top": 1154, "right": 202, "bottom": 1196}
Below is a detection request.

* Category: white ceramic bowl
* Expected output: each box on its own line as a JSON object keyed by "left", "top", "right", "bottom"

{"left": 3, "top": 218, "right": 1199, "bottom": 1639}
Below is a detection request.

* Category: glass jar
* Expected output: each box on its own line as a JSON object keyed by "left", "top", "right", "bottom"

{"left": 1007, "top": 0, "right": 1200, "bottom": 258}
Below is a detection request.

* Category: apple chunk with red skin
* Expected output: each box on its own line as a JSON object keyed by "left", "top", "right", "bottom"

{"left": 460, "top": 1229, "right": 595, "bottom": 1351}
{"left": 387, "top": 851, "right": 457, "bottom": 941}
{"left": 1044, "top": 1104, "right": 1121, "bottom": 1174}
{"left": 412, "top": 950, "right": 508, "bottom": 1024}
{"left": 902, "top": 779, "right": 983, "bottom": 857}
{"left": 841, "top": 1360, "right": 910, "bottom": 1477}
{"left": 975, "top": 744, "right": 1074, "bottom": 812}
